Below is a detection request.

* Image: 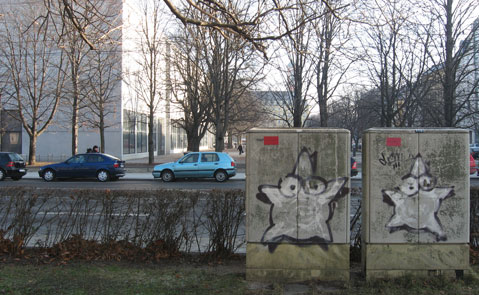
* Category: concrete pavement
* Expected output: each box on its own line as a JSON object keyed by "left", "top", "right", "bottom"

{"left": 23, "top": 171, "right": 247, "bottom": 181}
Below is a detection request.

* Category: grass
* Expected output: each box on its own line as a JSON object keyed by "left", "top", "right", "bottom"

{"left": 1, "top": 261, "right": 479, "bottom": 294}
{"left": 0, "top": 262, "right": 245, "bottom": 295}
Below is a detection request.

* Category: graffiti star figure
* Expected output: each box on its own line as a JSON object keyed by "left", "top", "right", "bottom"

{"left": 256, "top": 147, "right": 349, "bottom": 252}
{"left": 382, "top": 154, "right": 454, "bottom": 241}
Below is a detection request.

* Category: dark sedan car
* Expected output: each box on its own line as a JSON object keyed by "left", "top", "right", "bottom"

{"left": 0, "top": 152, "right": 27, "bottom": 181}
{"left": 38, "top": 153, "right": 125, "bottom": 182}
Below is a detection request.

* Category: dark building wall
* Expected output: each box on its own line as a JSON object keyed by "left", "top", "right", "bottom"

{"left": 0, "top": 110, "right": 22, "bottom": 153}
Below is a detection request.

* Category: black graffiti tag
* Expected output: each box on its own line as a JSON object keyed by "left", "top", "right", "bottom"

{"left": 379, "top": 152, "right": 414, "bottom": 169}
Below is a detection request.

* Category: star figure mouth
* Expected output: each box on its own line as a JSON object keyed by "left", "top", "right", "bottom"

{"left": 256, "top": 147, "right": 349, "bottom": 252}
{"left": 382, "top": 154, "right": 454, "bottom": 241}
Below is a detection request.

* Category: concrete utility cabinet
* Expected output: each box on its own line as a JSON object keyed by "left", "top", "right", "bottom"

{"left": 362, "top": 128, "right": 470, "bottom": 279}
{"left": 246, "top": 128, "right": 351, "bottom": 282}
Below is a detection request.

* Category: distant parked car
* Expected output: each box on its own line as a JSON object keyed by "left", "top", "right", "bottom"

{"left": 471, "top": 143, "right": 479, "bottom": 153}
{"left": 0, "top": 152, "right": 27, "bottom": 181}
{"left": 351, "top": 157, "right": 358, "bottom": 177}
{"left": 471, "top": 153, "right": 477, "bottom": 175}
{"left": 152, "top": 152, "right": 236, "bottom": 182}
{"left": 38, "top": 153, "right": 125, "bottom": 182}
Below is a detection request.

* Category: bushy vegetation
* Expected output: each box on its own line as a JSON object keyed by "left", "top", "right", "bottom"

{"left": 0, "top": 188, "right": 245, "bottom": 261}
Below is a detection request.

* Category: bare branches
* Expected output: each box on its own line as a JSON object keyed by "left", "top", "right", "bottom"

{"left": 42, "top": 0, "right": 120, "bottom": 50}
{"left": 163, "top": 0, "right": 341, "bottom": 58}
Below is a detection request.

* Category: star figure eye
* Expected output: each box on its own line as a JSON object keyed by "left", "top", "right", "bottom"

{"left": 400, "top": 176, "right": 418, "bottom": 196}
{"left": 279, "top": 176, "right": 299, "bottom": 198}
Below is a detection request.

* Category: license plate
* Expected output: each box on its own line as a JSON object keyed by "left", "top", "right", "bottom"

{"left": 19, "top": 169, "right": 25, "bottom": 173}
{"left": 120, "top": 163, "right": 124, "bottom": 168}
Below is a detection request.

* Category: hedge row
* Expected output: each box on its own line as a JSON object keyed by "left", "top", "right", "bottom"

{"left": 0, "top": 188, "right": 245, "bottom": 260}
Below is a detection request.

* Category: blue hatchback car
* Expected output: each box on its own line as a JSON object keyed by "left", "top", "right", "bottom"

{"left": 152, "top": 152, "right": 236, "bottom": 182}
{"left": 38, "top": 153, "right": 126, "bottom": 182}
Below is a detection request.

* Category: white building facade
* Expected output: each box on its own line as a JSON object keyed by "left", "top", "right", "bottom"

{"left": 0, "top": 0, "right": 212, "bottom": 161}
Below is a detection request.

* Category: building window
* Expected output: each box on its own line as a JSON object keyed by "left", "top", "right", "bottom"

{"left": 123, "top": 110, "right": 135, "bottom": 154}
{"left": 137, "top": 113, "right": 147, "bottom": 153}
{"left": 158, "top": 118, "right": 165, "bottom": 155}
{"left": 171, "top": 124, "right": 187, "bottom": 151}
{"left": 153, "top": 118, "right": 157, "bottom": 152}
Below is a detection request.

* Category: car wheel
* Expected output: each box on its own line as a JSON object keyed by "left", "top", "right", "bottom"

{"left": 0, "top": 169, "right": 5, "bottom": 181}
{"left": 11, "top": 176, "right": 22, "bottom": 181}
{"left": 97, "top": 170, "right": 110, "bottom": 182}
{"left": 161, "top": 170, "right": 174, "bottom": 182}
{"left": 43, "top": 169, "right": 56, "bottom": 182}
{"left": 214, "top": 170, "right": 228, "bottom": 182}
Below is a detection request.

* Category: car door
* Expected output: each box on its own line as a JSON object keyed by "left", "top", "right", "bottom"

{"left": 198, "top": 153, "right": 220, "bottom": 177}
{"left": 85, "top": 154, "right": 104, "bottom": 178}
{"left": 174, "top": 153, "right": 199, "bottom": 178}
{"left": 60, "top": 155, "right": 86, "bottom": 178}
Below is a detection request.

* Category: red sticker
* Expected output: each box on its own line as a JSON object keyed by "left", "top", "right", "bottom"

{"left": 386, "top": 137, "right": 401, "bottom": 147}
{"left": 264, "top": 136, "right": 279, "bottom": 145}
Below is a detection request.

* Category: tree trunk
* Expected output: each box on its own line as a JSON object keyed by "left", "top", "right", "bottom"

{"left": 100, "top": 108, "right": 105, "bottom": 153}
{"left": 28, "top": 133, "right": 37, "bottom": 165}
{"left": 148, "top": 112, "right": 155, "bottom": 164}
{"left": 71, "top": 59, "right": 79, "bottom": 156}
{"left": 71, "top": 104, "right": 78, "bottom": 155}
{"left": 215, "top": 122, "right": 225, "bottom": 152}
{"left": 227, "top": 133, "right": 233, "bottom": 149}
{"left": 443, "top": 0, "right": 455, "bottom": 127}
{"left": 187, "top": 135, "right": 201, "bottom": 152}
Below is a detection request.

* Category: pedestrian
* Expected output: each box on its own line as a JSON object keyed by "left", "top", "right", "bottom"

{"left": 237, "top": 144, "right": 243, "bottom": 155}
{"left": 86, "top": 148, "right": 92, "bottom": 153}
{"left": 92, "top": 145, "right": 99, "bottom": 153}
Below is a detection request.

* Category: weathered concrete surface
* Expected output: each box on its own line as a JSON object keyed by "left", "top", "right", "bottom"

{"left": 363, "top": 244, "right": 470, "bottom": 279}
{"left": 246, "top": 244, "right": 350, "bottom": 282}
{"left": 362, "top": 128, "right": 470, "bottom": 279}
{"left": 246, "top": 128, "right": 350, "bottom": 282}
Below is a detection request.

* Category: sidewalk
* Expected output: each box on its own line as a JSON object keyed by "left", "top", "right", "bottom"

{"left": 23, "top": 171, "right": 246, "bottom": 181}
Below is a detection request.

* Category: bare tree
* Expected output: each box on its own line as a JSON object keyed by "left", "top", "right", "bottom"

{"left": 328, "top": 91, "right": 378, "bottom": 155}
{"left": 197, "top": 3, "right": 264, "bottom": 152}
{"left": 43, "top": 0, "right": 121, "bottom": 155}
{"left": 226, "top": 90, "right": 267, "bottom": 145}
{"left": 83, "top": 43, "right": 122, "bottom": 153}
{"left": 0, "top": 5, "right": 66, "bottom": 164}
{"left": 356, "top": 0, "right": 431, "bottom": 127}
{"left": 420, "top": 0, "right": 479, "bottom": 127}
{"left": 170, "top": 26, "right": 211, "bottom": 152}
{"left": 127, "top": 0, "right": 167, "bottom": 163}
{"left": 312, "top": 0, "right": 354, "bottom": 127}
{"left": 269, "top": 1, "right": 315, "bottom": 127}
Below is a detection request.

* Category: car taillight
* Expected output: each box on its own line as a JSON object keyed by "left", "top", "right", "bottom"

{"left": 114, "top": 163, "right": 119, "bottom": 168}
{"left": 6, "top": 161, "right": 14, "bottom": 167}
{"left": 231, "top": 161, "right": 235, "bottom": 167}
{"left": 352, "top": 161, "right": 357, "bottom": 169}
